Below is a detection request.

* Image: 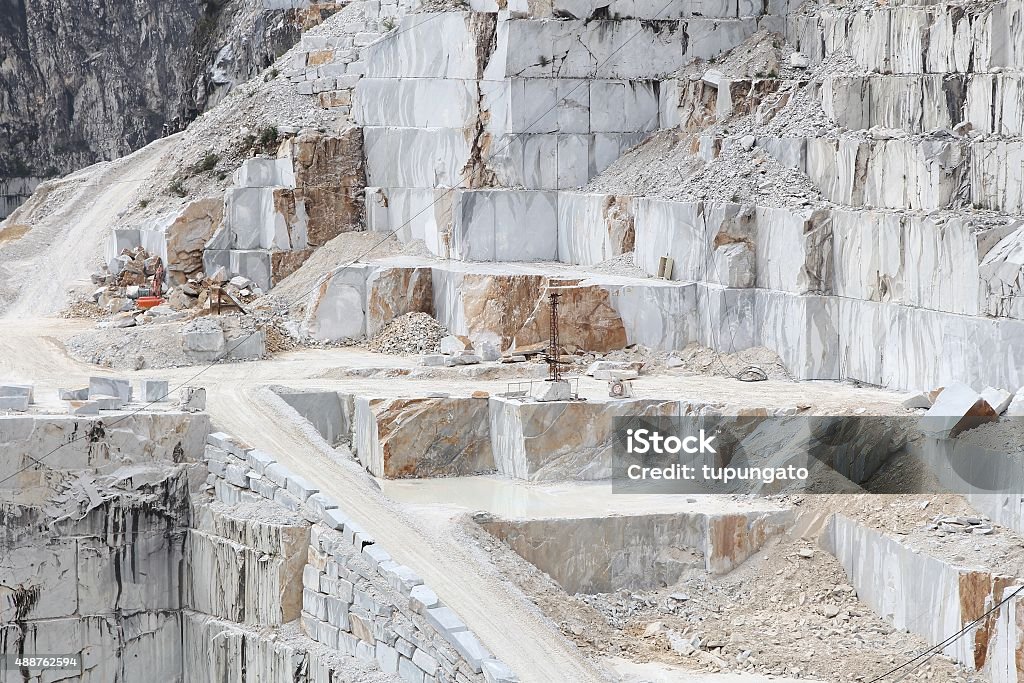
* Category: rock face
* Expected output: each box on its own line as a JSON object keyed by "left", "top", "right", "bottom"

{"left": 367, "top": 266, "right": 434, "bottom": 336}
{"left": 482, "top": 508, "right": 794, "bottom": 593}
{"left": 285, "top": 130, "right": 367, "bottom": 246}
{"left": 0, "top": 0, "right": 341, "bottom": 218}
{"left": 354, "top": 397, "right": 494, "bottom": 478}
{"left": 825, "top": 514, "right": 1022, "bottom": 680}
{"left": 513, "top": 283, "right": 628, "bottom": 353}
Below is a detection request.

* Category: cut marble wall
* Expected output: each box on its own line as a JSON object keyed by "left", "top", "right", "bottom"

{"left": 450, "top": 190, "right": 558, "bottom": 261}
{"left": 836, "top": 297, "right": 1024, "bottom": 391}
{"left": 274, "top": 388, "right": 353, "bottom": 445}
{"left": 489, "top": 396, "right": 681, "bottom": 480}
{"left": 366, "top": 265, "right": 435, "bottom": 335}
{"left": 365, "top": 186, "right": 454, "bottom": 256}
{"left": 301, "top": 264, "right": 374, "bottom": 341}
{"left": 786, "top": 2, "right": 1017, "bottom": 74}
{"left": 555, "top": 193, "right": 635, "bottom": 266}
{"left": 914, "top": 435, "right": 1024, "bottom": 535}
{"left": 0, "top": 413, "right": 210, "bottom": 496}
{"left": 481, "top": 508, "right": 793, "bottom": 593}
{"left": 353, "top": 396, "right": 494, "bottom": 478}
{"left": 824, "top": 513, "right": 1022, "bottom": 680}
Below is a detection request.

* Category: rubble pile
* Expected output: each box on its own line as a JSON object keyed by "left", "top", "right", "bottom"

{"left": 928, "top": 515, "right": 994, "bottom": 536}
{"left": 89, "top": 246, "right": 264, "bottom": 329}
{"left": 364, "top": 312, "right": 447, "bottom": 355}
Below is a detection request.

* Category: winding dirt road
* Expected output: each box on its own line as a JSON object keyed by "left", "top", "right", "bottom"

{"left": 0, "top": 317, "right": 608, "bottom": 683}
{"left": 1, "top": 137, "right": 175, "bottom": 319}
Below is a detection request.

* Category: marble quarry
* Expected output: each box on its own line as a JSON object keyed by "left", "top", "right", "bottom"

{"left": 255, "top": 0, "right": 1018, "bottom": 399}
{"left": 12, "top": 0, "right": 1024, "bottom": 676}
{"left": 291, "top": 391, "right": 894, "bottom": 485}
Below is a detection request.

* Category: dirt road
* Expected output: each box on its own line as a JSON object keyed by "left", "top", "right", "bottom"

{"left": 0, "top": 317, "right": 608, "bottom": 683}
{"left": 205, "top": 382, "right": 609, "bottom": 683}
{"left": 0, "top": 137, "right": 175, "bottom": 319}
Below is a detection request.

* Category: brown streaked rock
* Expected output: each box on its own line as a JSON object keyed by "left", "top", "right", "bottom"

{"left": 367, "top": 267, "right": 434, "bottom": 336}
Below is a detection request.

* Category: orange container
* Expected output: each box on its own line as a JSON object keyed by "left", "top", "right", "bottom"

{"left": 137, "top": 296, "right": 163, "bottom": 310}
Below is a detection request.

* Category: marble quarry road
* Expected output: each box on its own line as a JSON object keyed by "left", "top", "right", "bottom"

{"left": 0, "top": 318, "right": 608, "bottom": 683}
{"left": 1, "top": 137, "right": 176, "bottom": 320}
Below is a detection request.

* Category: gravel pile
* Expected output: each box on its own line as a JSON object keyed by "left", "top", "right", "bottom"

{"left": 587, "top": 135, "right": 824, "bottom": 210}
{"left": 365, "top": 312, "right": 447, "bottom": 355}
{"left": 586, "top": 252, "right": 650, "bottom": 278}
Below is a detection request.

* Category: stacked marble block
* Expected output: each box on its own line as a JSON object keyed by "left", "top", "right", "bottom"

{"left": 282, "top": 0, "right": 398, "bottom": 112}
{"left": 824, "top": 514, "right": 1023, "bottom": 683}
{"left": 356, "top": 1, "right": 781, "bottom": 256}
{"left": 202, "top": 127, "right": 366, "bottom": 291}
{"left": 202, "top": 432, "right": 518, "bottom": 682}
{"left": 202, "top": 158, "right": 305, "bottom": 291}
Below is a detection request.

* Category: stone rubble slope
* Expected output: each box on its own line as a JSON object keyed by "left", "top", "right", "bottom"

{"left": 461, "top": 509, "right": 989, "bottom": 682}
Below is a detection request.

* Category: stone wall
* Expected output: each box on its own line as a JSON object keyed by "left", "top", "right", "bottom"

{"left": 202, "top": 431, "right": 518, "bottom": 682}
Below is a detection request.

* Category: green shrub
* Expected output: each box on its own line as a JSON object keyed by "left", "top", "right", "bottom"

{"left": 168, "top": 179, "right": 188, "bottom": 197}
{"left": 259, "top": 125, "right": 279, "bottom": 148}
{"left": 194, "top": 152, "right": 219, "bottom": 174}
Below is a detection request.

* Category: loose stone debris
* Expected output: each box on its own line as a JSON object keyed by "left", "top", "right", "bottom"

{"left": 365, "top": 312, "right": 448, "bottom": 355}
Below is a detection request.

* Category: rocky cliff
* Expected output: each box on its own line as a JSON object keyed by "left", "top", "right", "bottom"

{"left": 0, "top": 0, "right": 338, "bottom": 217}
